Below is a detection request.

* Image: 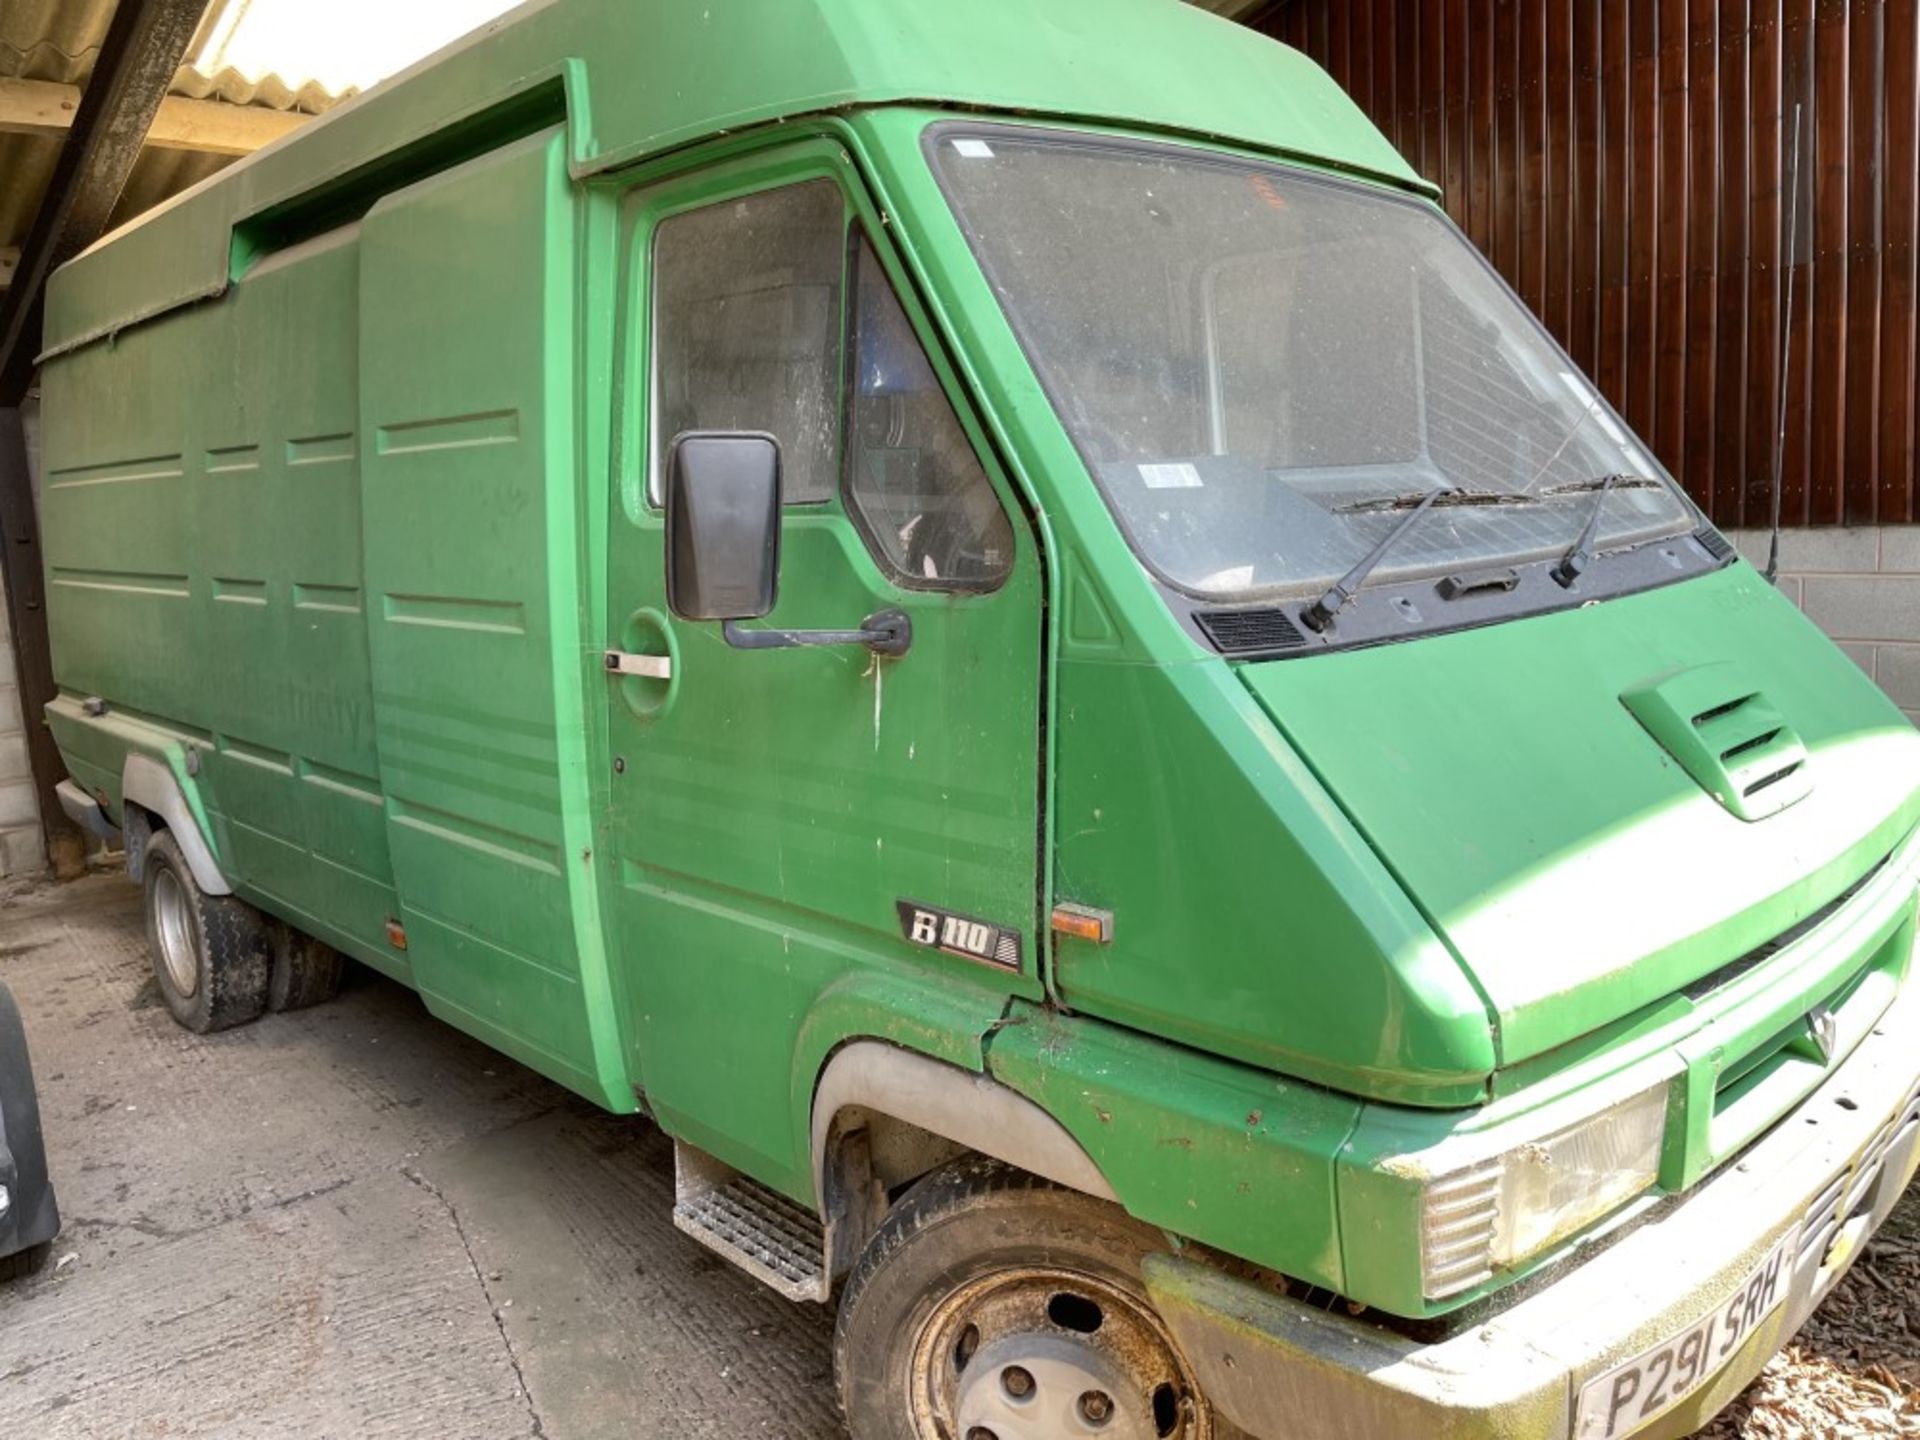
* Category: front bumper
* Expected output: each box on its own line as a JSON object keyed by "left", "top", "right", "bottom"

{"left": 1145, "top": 972, "right": 1920, "bottom": 1440}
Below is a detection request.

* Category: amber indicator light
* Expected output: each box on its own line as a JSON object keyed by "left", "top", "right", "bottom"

{"left": 1049, "top": 904, "right": 1113, "bottom": 944}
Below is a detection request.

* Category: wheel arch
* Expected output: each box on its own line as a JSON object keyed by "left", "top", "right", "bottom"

{"left": 121, "top": 753, "right": 231, "bottom": 896}
{"left": 810, "top": 1039, "right": 1118, "bottom": 1281}
{"left": 811, "top": 1040, "right": 1117, "bottom": 1204}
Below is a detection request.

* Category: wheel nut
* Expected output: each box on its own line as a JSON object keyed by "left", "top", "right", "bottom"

{"left": 1079, "top": 1390, "right": 1113, "bottom": 1426}
{"left": 1001, "top": 1365, "right": 1035, "bottom": 1400}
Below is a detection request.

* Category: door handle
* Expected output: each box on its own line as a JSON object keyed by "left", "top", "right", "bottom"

{"left": 604, "top": 650, "right": 672, "bottom": 680}
{"left": 720, "top": 608, "right": 912, "bottom": 658}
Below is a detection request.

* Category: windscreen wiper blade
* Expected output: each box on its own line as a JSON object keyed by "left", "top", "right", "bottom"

{"left": 1335, "top": 487, "right": 1538, "bottom": 514}
{"left": 1303, "top": 483, "right": 1455, "bottom": 633}
{"left": 1548, "top": 473, "right": 1661, "bottom": 587}
{"left": 1538, "top": 474, "right": 1664, "bottom": 497}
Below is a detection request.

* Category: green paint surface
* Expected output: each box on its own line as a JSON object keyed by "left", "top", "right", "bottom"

{"left": 36, "top": 0, "right": 1920, "bottom": 1328}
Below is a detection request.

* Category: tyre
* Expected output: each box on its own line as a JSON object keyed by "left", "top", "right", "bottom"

{"left": 0, "top": 981, "right": 59, "bottom": 1270}
{"left": 0, "top": 1241, "right": 51, "bottom": 1283}
{"left": 268, "top": 924, "right": 344, "bottom": 1012}
{"left": 142, "top": 831, "right": 271, "bottom": 1034}
{"left": 835, "top": 1157, "right": 1218, "bottom": 1440}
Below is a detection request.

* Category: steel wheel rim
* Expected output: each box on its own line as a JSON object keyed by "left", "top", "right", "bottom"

{"left": 151, "top": 867, "right": 199, "bottom": 998}
{"left": 907, "top": 1264, "right": 1209, "bottom": 1440}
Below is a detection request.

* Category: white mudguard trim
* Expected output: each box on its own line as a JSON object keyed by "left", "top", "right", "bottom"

{"left": 120, "top": 754, "right": 231, "bottom": 895}
{"left": 812, "top": 1041, "right": 1117, "bottom": 1203}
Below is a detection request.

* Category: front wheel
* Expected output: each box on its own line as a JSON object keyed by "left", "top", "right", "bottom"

{"left": 835, "top": 1158, "right": 1216, "bottom": 1440}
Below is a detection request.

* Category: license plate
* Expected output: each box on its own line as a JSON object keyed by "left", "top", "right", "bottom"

{"left": 1574, "top": 1228, "right": 1797, "bottom": 1440}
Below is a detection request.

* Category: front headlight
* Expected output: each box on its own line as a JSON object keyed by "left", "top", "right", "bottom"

{"left": 1421, "top": 1082, "right": 1670, "bottom": 1299}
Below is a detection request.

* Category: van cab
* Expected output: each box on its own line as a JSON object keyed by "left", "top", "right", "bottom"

{"left": 37, "top": 2, "right": 1920, "bottom": 1436}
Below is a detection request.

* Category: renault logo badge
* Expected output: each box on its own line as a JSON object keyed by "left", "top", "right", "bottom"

{"left": 1808, "top": 1005, "right": 1839, "bottom": 1064}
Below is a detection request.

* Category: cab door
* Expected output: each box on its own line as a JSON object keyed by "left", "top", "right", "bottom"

{"left": 602, "top": 147, "right": 1044, "bottom": 1191}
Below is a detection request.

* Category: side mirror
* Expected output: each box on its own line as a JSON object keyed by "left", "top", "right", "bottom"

{"left": 664, "top": 431, "right": 781, "bottom": 622}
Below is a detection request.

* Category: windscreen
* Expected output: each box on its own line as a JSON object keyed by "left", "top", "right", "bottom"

{"left": 932, "top": 130, "right": 1697, "bottom": 602}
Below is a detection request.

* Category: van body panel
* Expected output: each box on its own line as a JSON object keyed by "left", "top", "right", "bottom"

{"left": 358, "top": 129, "right": 630, "bottom": 1110}
{"left": 38, "top": 218, "right": 408, "bottom": 977}
{"left": 986, "top": 1000, "right": 1361, "bottom": 1295}
{"left": 42, "top": 0, "right": 1420, "bottom": 364}
{"left": 1243, "top": 563, "right": 1920, "bottom": 1068}
{"left": 1048, "top": 651, "right": 1498, "bottom": 1106}
{"left": 599, "top": 139, "right": 1048, "bottom": 1195}
{"left": 853, "top": 109, "right": 1505, "bottom": 1105}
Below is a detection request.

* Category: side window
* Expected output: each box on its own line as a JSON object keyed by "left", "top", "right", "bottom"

{"left": 845, "top": 239, "right": 1014, "bottom": 591}
{"left": 651, "top": 180, "right": 843, "bottom": 503}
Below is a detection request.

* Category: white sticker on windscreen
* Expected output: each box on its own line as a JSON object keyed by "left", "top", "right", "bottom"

{"left": 1139, "top": 463, "right": 1203, "bottom": 490}
{"left": 951, "top": 139, "right": 996, "bottom": 159}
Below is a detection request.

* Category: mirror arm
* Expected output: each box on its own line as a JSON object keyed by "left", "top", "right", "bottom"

{"left": 721, "top": 607, "right": 912, "bottom": 658}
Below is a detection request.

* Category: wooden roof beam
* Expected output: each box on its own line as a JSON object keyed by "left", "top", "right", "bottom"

{"left": 0, "top": 77, "right": 307, "bottom": 157}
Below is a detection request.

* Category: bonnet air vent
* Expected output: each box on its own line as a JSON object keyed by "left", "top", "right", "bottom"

{"left": 1695, "top": 528, "right": 1735, "bottom": 562}
{"left": 1194, "top": 607, "right": 1309, "bottom": 657}
{"left": 1621, "top": 665, "right": 1813, "bottom": 821}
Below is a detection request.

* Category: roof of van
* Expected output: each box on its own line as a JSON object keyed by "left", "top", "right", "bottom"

{"left": 43, "top": 0, "right": 1429, "bottom": 358}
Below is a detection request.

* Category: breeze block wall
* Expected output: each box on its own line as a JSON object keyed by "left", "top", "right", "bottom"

{"left": 0, "top": 400, "right": 42, "bottom": 875}
{"left": 1729, "top": 527, "right": 1920, "bottom": 728}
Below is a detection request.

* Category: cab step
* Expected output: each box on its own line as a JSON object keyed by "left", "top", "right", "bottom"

{"left": 672, "top": 1142, "right": 828, "bottom": 1302}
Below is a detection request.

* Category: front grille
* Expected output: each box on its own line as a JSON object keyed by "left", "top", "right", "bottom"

{"left": 1797, "top": 1072, "right": 1920, "bottom": 1271}
{"left": 1682, "top": 855, "right": 1888, "bottom": 1003}
{"left": 1796, "top": 1172, "right": 1849, "bottom": 1267}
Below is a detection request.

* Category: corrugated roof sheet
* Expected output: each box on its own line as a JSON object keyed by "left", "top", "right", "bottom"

{"left": 1, "top": 0, "right": 523, "bottom": 286}
{"left": 1, "top": 0, "right": 354, "bottom": 114}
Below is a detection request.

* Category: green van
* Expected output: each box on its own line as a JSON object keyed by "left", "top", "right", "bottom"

{"left": 36, "top": 2, "right": 1920, "bottom": 1436}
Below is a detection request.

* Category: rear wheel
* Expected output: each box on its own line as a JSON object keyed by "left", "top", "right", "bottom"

{"left": 143, "top": 832, "right": 271, "bottom": 1033}
{"left": 268, "top": 925, "right": 344, "bottom": 1012}
{"left": 835, "top": 1158, "right": 1215, "bottom": 1440}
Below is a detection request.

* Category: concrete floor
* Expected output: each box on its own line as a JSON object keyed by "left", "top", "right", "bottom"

{"left": 0, "top": 870, "right": 1911, "bottom": 1439}
{"left": 0, "top": 872, "right": 839, "bottom": 1440}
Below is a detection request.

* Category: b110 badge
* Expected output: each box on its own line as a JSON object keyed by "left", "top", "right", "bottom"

{"left": 896, "top": 900, "right": 1022, "bottom": 971}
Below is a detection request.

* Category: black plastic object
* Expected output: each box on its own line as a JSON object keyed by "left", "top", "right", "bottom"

{"left": 1193, "top": 607, "right": 1308, "bottom": 656}
{"left": 1695, "top": 528, "right": 1735, "bottom": 563}
{"left": 1302, "top": 484, "right": 1454, "bottom": 633}
{"left": 1434, "top": 567, "right": 1520, "bottom": 601}
{"left": 665, "top": 431, "right": 914, "bottom": 658}
{"left": 0, "top": 980, "right": 59, "bottom": 1275}
{"left": 665, "top": 430, "right": 783, "bottom": 622}
{"left": 1550, "top": 472, "right": 1621, "bottom": 588}
{"left": 723, "top": 609, "right": 913, "bottom": 658}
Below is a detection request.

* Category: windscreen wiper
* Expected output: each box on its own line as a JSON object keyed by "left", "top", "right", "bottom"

{"left": 1335, "top": 486, "right": 1538, "bottom": 514}
{"left": 1304, "top": 483, "right": 1456, "bottom": 632}
{"left": 1546, "top": 474, "right": 1664, "bottom": 588}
